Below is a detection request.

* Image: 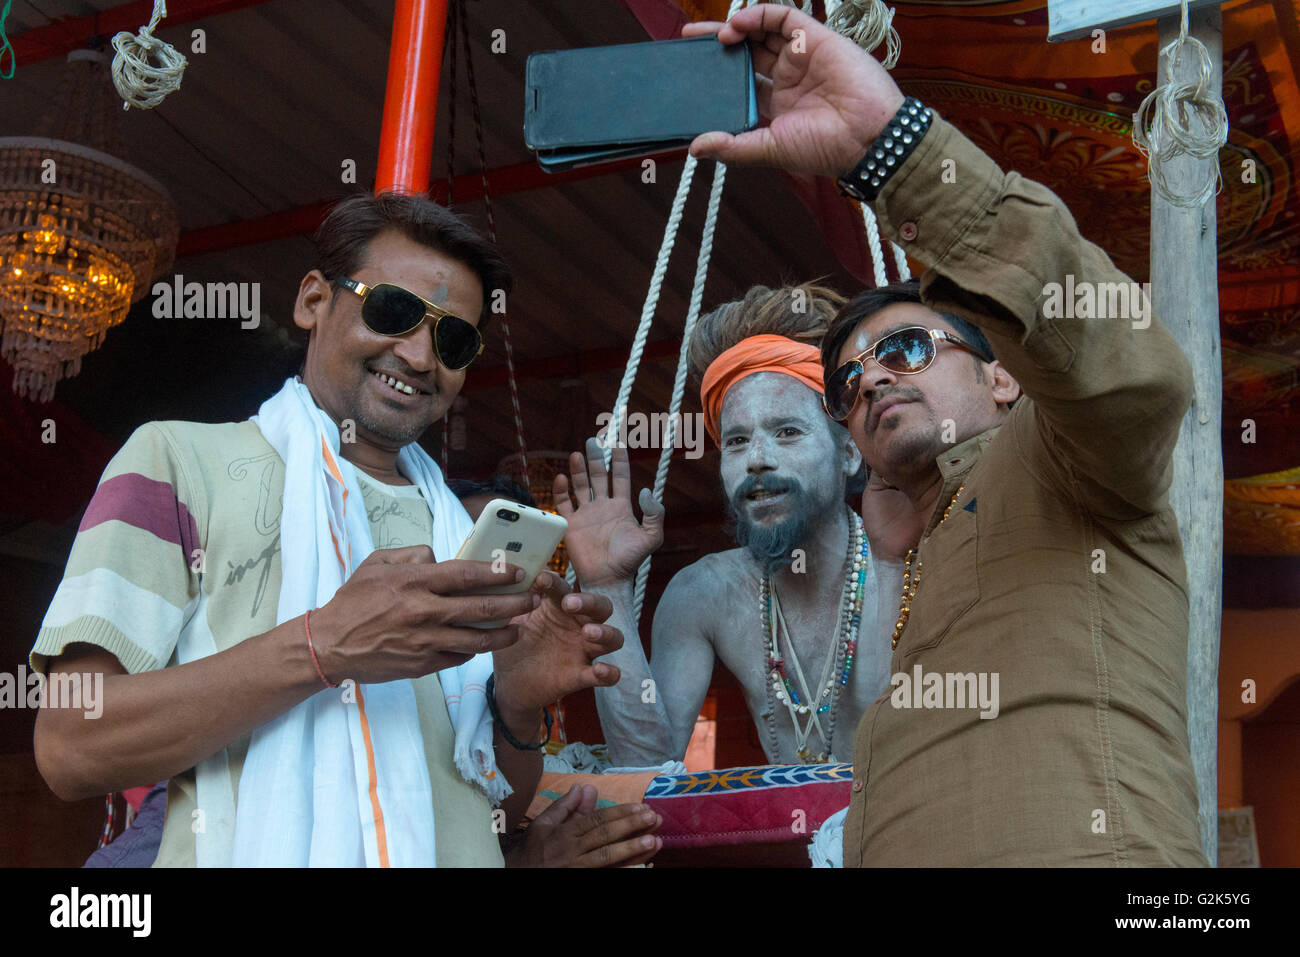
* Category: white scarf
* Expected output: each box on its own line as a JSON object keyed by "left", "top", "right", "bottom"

{"left": 196, "top": 377, "right": 507, "bottom": 866}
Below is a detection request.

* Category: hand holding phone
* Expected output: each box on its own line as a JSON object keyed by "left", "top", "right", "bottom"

{"left": 524, "top": 36, "right": 757, "bottom": 172}
{"left": 454, "top": 499, "right": 568, "bottom": 628}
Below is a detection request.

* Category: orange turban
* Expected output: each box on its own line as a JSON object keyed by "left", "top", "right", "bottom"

{"left": 700, "top": 334, "right": 825, "bottom": 447}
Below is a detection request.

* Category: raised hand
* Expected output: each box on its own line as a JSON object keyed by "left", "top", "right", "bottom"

{"left": 682, "top": 5, "right": 905, "bottom": 178}
{"left": 553, "top": 438, "right": 665, "bottom": 589}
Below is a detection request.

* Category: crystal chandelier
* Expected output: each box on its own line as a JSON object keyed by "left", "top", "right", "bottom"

{"left": 0, "top": 50, "right": 178, "bottom": 402}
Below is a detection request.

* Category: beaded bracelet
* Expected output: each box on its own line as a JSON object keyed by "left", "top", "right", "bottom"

{"left": 486, "top": 674, "right": 553, "bottom": 751}
{"left": 304, "top": 609, "right": 338, "bottom": 689}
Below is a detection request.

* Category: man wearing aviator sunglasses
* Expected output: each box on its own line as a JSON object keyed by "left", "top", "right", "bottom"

{"left": 685, "top": 5, "right": 1205, "bottom": 867}
{"left": 331, "top": 276, "right": 485, "bottom": 372}
{"left": 822, "top": 324, "right": 995, "bottom": 423}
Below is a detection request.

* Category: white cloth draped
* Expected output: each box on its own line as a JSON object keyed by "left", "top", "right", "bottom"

{"left": 191, "top": 377, "right": 506, "bottom": 866}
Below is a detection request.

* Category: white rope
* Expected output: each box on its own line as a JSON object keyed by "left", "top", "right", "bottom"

{"left": 858, "top": 202, "right": 889, "bottom": 288}
{"left": 825, "top": 0, "right": 900, "bottom": 69}
{"left": 585, "top": 153, "right": 698, "bottom": 591}
{"left": 592, "top": 0, "right": 749, "bottom": 616}
{"left": 602, "top": 154, "right": 699, "bottom": 471}
{"left": 1131, "top": 0, "right": 1228, "bottom": 209}
{"left": 892, "top": 239, "right": 911, "bottom": 281}
{"left": 631, "top": 159, "right": 729, "bottom": 624}
{"left": 111, "top": 0, "right": 187, "bottom": 111}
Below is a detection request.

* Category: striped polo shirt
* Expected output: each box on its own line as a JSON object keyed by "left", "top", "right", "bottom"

{"left": 31, "top": 419, "right": 503, "bottom": 867}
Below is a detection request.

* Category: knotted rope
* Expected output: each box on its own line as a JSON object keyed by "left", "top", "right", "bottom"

{"left": 111, "top": 0, "right": 187, "bottom": 110}
{"left": 1131, "top": 0, "right": 1228, "bottom": 209}
{"left": 860, "top": 203, "right": 890, "bottom": 287}
{"left": 825, "top": 0, "right": 900, "bottom": 70}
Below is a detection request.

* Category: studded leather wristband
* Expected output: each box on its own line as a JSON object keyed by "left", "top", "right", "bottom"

{"left": 836, "top": 96, "right": 934, "bottom": 203}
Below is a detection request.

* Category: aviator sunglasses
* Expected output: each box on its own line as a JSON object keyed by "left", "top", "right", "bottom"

{"left": 823, "top": 325, "right": 989, "bottom": 422}
{"left": 335, "top": 277, "right": 484, "bottom": 371}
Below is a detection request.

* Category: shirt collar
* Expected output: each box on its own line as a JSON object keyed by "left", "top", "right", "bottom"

{"left": 936, "top": 425, "right": 1000, "bottom": 481}
{"left": 922, "top": 425, "right": 1000, "bottom": 535}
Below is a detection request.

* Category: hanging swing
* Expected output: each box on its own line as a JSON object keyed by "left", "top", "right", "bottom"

{"left": 588, "top": 0, "right": 909, "bottom": 627}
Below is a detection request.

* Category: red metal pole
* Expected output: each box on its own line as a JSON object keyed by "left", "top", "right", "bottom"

{"left": 375, "top": 0, "right": 448, "bottom": 194}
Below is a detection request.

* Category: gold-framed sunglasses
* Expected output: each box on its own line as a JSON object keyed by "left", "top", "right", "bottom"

{"left": 336, "top": 277, "right": 484, "bottom": 371}
{"left": 823, "top": 325, "right": 988, "bottom": 421}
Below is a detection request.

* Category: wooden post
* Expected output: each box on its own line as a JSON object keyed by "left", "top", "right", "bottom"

{"left": 1149, "top": 5, "right": 1224, "bottom": 866}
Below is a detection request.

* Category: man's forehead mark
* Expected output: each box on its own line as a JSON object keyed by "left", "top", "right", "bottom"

{"left": 429, "top": 283, "right": 449, "bottom": 306}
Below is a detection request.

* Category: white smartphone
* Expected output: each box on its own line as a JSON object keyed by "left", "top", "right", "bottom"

{"left": 453, "top": 498, "right": 568, "bottom": 628}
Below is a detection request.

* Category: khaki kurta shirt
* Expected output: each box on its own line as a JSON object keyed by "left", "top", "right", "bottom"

{"left": 842, "top": 116, "right": 1207, "bottom": 866}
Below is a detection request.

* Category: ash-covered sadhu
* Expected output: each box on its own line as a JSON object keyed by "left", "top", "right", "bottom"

{"left": 560, "top": 283, "right": 895, "bottom": 768}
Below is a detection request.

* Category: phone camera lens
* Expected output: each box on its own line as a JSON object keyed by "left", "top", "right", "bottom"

{"left": 497, "top": 509, "right": 519, "bottom": 522}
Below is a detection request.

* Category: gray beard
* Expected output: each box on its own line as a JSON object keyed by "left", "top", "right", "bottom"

{"left": 725, "top": 475, "right": 816, "bottom": 576}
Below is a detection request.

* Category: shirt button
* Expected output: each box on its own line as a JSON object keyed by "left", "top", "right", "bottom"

{"left": 899, "top": 221, "right": 918, "bottom": 241}
{"left": 853, "top": 779, "right": 864, "bottom": 792}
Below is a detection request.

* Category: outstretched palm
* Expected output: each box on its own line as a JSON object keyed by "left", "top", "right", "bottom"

{"left": 554, "top": 439, "right": 665, "bottom": 589}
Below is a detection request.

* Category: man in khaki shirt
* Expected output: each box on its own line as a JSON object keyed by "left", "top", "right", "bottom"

{"left": 686, "top": 7, "right": 1205, "bottom": 864}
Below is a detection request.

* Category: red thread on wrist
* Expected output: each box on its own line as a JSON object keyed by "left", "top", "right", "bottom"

{"left": 304, "top": 609, "right": 338, "bottom": 689}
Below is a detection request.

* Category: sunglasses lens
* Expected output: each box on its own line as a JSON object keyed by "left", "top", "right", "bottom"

{"left": 877, "top": 328, "right": 934, "bottom": 373}
{"left": 363, "top": 284, "right": 427, "bottom": 335}
{"left": 825, "top": 361, "right": 863, "bottom": 420}
{"left": 434, "top": 314, "right": 482, "bottom": 370}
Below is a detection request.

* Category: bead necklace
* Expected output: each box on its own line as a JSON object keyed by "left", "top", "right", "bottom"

{"left": 891, "top": 483, "right": 965, "bottom": 651}
{"left": 761, "top": 509, "right": 868, "bottom": 764}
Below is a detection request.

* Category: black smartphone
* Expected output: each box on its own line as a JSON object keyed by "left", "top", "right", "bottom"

{"left": 524, "top": 35, "right": 758, "bottom": 172}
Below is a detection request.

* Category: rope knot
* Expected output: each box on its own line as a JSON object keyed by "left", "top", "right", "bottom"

{"left": 1131, "top": 0, "right": 1228, "bottom": 208}
{"left": 110, "top": 0, "right": 187, "bottom": 110}
{"left": 825, "top": 0, "right": 900, "bottom": 69}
